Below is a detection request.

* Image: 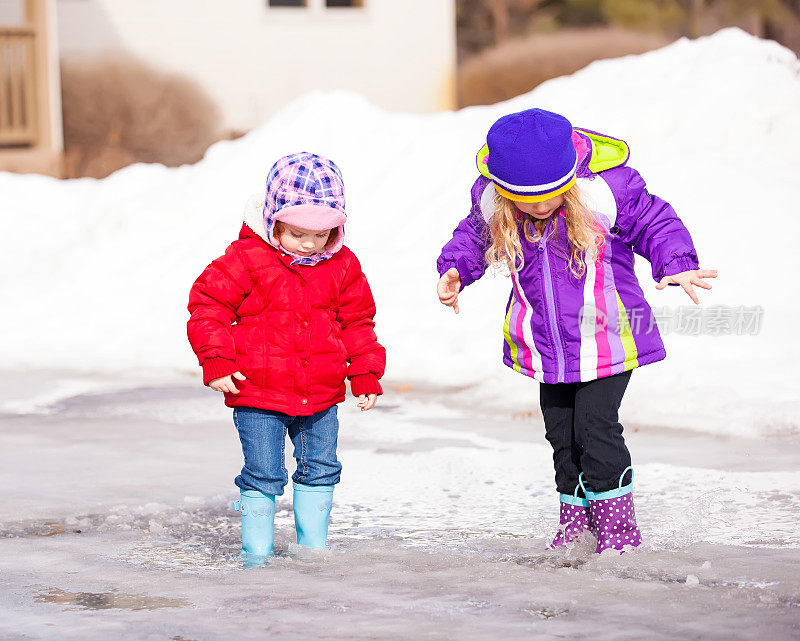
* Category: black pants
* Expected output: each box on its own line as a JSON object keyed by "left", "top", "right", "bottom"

{"left": 539, "top": 370, "right": 632, "bottom": 495}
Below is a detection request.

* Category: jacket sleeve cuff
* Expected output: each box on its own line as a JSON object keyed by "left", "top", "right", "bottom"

{"left": 437, "top": 260, "right": 470, "bottom": 291}
{"left": 350, "top": 373, "right": 383, "bottom": 397}
{"left": 656, "top": 254, "right": 700, "bottom": 283}
{"left": 202, "top": 357, "right": 239, "bottom": 386}
{"left": 437, "top": 259, "right": 457, "bottom": 277}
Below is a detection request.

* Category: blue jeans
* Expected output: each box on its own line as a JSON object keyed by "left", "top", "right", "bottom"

{"left": 233, "top": 405, "right": 341, "bottom": 496}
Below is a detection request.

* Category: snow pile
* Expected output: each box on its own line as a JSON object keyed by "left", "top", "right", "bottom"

{"left": 1, "top": 28, "right": 798, "bottom": 437}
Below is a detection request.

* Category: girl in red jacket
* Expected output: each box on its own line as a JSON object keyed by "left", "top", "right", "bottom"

{"left": 187, "top": 152, "right": 386, "bottom": 563}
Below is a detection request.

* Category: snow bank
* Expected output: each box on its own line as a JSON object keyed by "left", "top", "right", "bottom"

{"left": 1, "top": 28, "right": 798, "bottom": 437}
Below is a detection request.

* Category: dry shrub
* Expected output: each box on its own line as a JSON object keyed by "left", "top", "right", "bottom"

{"left": 60, "top": 56, "right": 222, "bottom": 178}
{"left": 458, "top": 26, "right": 669, "bottom": 107}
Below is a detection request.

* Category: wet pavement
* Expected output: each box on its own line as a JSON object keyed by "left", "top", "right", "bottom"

{"left": 1, "top": 371, "right": 799, "bottom": 639}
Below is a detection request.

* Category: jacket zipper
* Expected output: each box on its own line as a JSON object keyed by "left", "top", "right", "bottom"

{"left": 540, "top": 234, "right": 566, "bottom": 382}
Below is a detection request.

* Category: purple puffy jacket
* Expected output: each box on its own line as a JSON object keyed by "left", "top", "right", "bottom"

{"left": 437, "top": 129, "right": 699, "bottom": 384}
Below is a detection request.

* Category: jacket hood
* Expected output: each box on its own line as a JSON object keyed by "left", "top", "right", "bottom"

{"left": 573, "top": 128, "right": 630, "bottom": 177}
{"left": 242, "top": 194, "right": 345, "bottom": 266}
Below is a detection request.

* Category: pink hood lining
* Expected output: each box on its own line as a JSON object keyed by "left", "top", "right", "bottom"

{"left": 242, "top": 195, "right": 346, "bottom": 266}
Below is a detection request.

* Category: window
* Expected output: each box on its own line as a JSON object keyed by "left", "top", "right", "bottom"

{"left": 0, "top": 0, "right": 25, "bottom": 25}
{"left": 266, "top": 0, "right": 364, "bottom": 10}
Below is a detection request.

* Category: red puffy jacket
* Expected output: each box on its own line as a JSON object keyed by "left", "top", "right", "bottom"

{"left": 187, "top": 223, "right": 386, "bottom": 416}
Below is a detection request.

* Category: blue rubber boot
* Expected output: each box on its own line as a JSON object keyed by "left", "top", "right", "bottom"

{"left": 232, "top": 489, "right": 275, "bottom": 565}
{"left": 292, "top": 483, "right": 334, "bottom": 549}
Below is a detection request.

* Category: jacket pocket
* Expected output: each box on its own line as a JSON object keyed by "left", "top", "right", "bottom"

{"left": 328, "top": 321, "right": 346, "bottom": 354}
{"left": 313, "top": 353, "right": 348, "bottom": 390}
{"left": 232, "top": 324, "right": 269, "bottom": 388}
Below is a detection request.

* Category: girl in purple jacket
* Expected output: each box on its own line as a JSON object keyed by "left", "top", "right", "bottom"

{"left": 436, "top": 108, "right": 717, "bottom": 554}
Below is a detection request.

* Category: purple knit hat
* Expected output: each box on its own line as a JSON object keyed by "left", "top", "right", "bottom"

{"left": 476, "top": 108, "right": 577, "bottom": 203}
{"left": 262, "top": 152, "right": 347, "bottom": 264}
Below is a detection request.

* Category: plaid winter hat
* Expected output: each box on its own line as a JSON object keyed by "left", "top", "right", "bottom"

{"left": 264, "top": 152, "right": 347, "bottom": 230}
{"left": 262, "top": 152, "right": 347, "bottom": 265}
{"left": 476, "top": 108, "right": 577, "bottom": 203}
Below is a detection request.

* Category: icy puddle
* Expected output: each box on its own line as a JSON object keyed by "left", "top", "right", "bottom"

{"left": 1, "top": 372, "right": 799, "bottom": 639}
{"left": 34, "top": 588, "right": 192, "bottom": 611}
{"left": 5, "top": 526, "right": 798, "bottom": 640}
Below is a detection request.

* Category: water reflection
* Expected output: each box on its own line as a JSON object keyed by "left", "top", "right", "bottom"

{"left": 34, "top": 587, "right": 192, "bottom": 611}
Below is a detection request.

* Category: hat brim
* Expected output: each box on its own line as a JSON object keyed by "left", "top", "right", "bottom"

{"left": 274, "top": 204, "right": 347, "bottom": 231}
{"left": 477, "top": 143, "right": 576, "bottom": 202}
{"left": 494, "top": 178, "right": 576, "bottom": 203}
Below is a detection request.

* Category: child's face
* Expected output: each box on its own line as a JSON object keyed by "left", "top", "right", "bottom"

{"left": 514, "top": 194, "right": 565, "bottom": 220}
{"left": 276, "top": 223, "right": 332, "bottom": 256}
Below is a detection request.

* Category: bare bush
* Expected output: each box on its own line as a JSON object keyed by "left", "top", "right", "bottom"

{"left": 60, "top": 56, "right": 222, "bottom": 178}
{"left": 458, "top": 27, "right": 669, "bottom": 107}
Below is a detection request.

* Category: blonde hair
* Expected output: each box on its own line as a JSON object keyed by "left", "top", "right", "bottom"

{"left": 485, "top": 185, "right": 605, "bottom": 279}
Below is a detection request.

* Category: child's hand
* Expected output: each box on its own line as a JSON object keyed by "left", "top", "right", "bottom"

{"left": 656, "top": 268, "right": 718, "bottom": 304}
{"left": 437, "top": 268, "right": 462, "bottom": 314}
{"left": 209, "top": 371, "right": 247, "bottom": 394}
{"left": 357, "top": 394, "right": 377, "bottom": 412}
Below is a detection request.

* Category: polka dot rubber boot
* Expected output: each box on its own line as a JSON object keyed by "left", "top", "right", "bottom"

{"left": 548, "top": 498, "right": 593, "bottom": 549}
{"left": 588, "top": 492, "right": 642, "bottom": 554}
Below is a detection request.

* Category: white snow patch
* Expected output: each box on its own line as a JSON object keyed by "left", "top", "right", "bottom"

{"left": 1, "top": 29, "right": 798, "bottom": 438}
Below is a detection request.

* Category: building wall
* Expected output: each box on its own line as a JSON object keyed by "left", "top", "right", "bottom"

{"left": 0, "top": 0, "right": 63, "bottom": 175}
{"left": 56, "top": 0, "right": 456, "bottom": 132}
